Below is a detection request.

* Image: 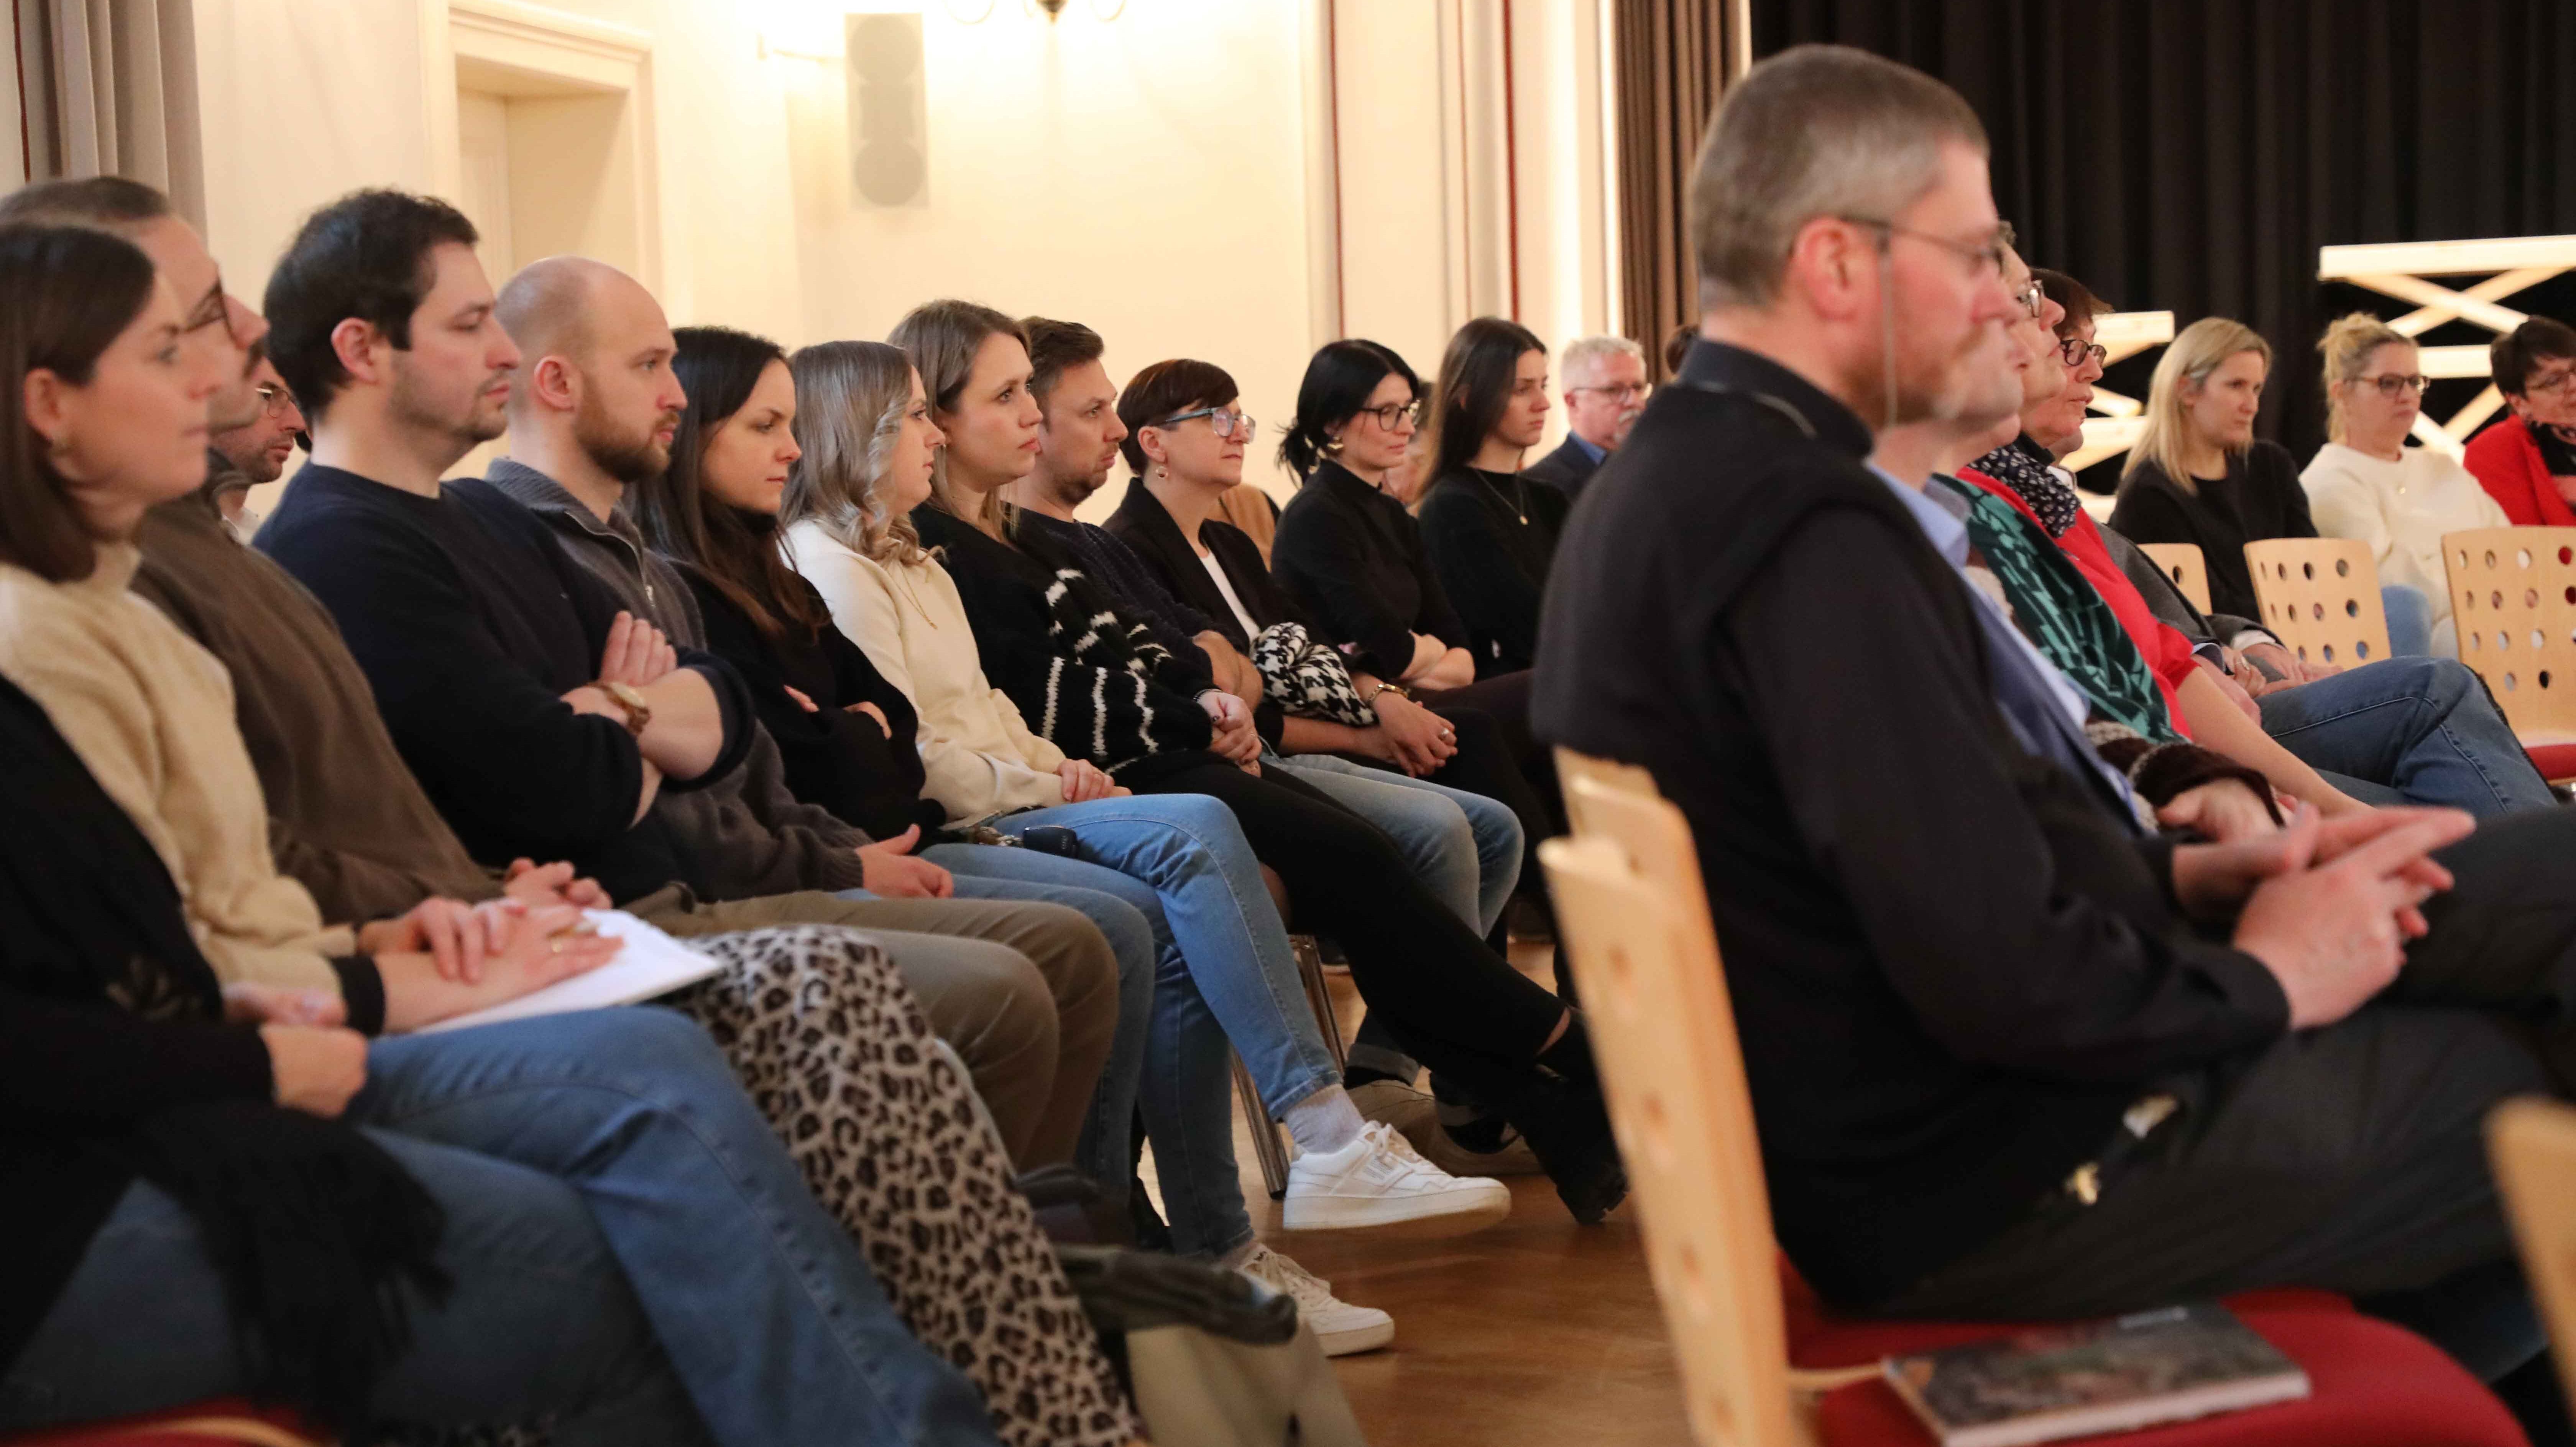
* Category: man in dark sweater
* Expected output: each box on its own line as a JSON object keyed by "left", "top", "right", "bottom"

{"left": 1533, "top": 43, "right": 2576, "bottom": 1387}
{"left": 250, "top": 192, "right": 1123, "bottom": 1167}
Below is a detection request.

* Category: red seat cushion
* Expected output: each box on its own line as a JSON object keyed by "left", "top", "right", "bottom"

{"left": 2523, "top": 740, "right": 2576, "bottom": 782}
{"left": 1816, "top": 1307, "right": 2527, "bottom": 1446}
{"left": 0, "top": 1399, "right": 318, "bottom": 1445}
{"left": 1778, "top": 1256, "right": 2353, "bottom": 1370}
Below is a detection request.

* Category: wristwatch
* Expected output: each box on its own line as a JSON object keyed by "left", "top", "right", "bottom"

{"left": 597, "top": 679, "right": 653, "bottom": 737}
{"left": 1369, "top": 681, "right": 1411, "bottom": 703}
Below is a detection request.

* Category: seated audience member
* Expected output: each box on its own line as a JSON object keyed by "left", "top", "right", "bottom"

{"left": 2302, "top": 312, "right": 2507, "bottom": 657}
{"left": 2110, "top": 316, "right": 2437, "bottom": 654}
{"left": 2463, "top": 316, "right": 2576, "bottom": 527}
{"left": 207, "top": 352, "right": 298, "bottom": 539}
{"left": 1414, "top": 317, "right": 1569, "bottom": 677}
{"left": 246, "top": 191, "right": 1124, "bottom": 1176}
{"left": 1538, "top": 46, "right": 2576, "bottom": 1416}
{"left": 761, "top": 339, "right": 1505, "bottom": 1356}
{"left": 0, "top": 220, "right": 1117, "bottom": 1447}
{"left": 883, "top": 299, "right": 1626, "bottom": 1228}
{"left": 1521, "top": 334, "right": 1648, "bottom": 502}
{"left": 2022, "top": 267, "right": 2555, "bottom": 819}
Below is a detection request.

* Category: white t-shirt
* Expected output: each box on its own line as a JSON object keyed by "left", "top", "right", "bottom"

{"left": 1199, "top": 548, "right": 1263, "bottom": 643}
{"left": 2301, "top": 442, "right": 2509, "bottom": 652}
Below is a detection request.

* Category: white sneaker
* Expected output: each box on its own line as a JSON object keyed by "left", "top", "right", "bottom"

{"left": 1237, "top": 1243, "right": 1395, "bottom": 1357}
{"left": 1282, "top": 1120, "right": 1512, "bottom": 1236}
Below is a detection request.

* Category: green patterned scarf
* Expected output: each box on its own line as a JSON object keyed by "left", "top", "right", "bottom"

{"left": 1934, "top": 475, "right": 2182, "bottom": 743}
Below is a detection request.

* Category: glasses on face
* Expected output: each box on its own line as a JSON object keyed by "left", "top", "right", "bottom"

{"left": 2057, "top": 337, "right": 2109, "bottom": 368}
{"left": 254, "top": 382, "right": 297, "bottom": 414}
{"left": 2354, "top": 373, "right": 2432, "bottom": 398}
{"left": 2012, "top": 278, "right": 2045, "bottom": 319}
{"left": 1834, "top": 215, "right": 2017, "bottom": 280}
{"left": 1356, "top": 399, "right": 1426, "bottom": 430}
{"left": 2525, "top": 366, "right": 2576, "bottom": 398}
{"left": 1157, "top": 406, "right": 1257, "bottom": 441}
{"left": 1571, "top": 382, "right": 1651, "bottom": 403}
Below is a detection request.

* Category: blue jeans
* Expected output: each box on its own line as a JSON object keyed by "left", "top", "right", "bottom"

{"left": 1272, "top": 753, "right": 1523, "bottom": 936}
{"left": 938, "top": 797, "right": 1343, "bottom": 1260}
{"left": 2260, "top": 657, "right": 2555, "bottom": 818}
{"left": 2383, "top": 584, "right": 2435, "bottom": 659}
{"left": 4, "top": 1010, "right": 1001, "bottom": 1447}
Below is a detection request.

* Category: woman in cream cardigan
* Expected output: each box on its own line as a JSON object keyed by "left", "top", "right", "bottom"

{"left": 0, "top": 221, "right": 1138, "bottom": 1447}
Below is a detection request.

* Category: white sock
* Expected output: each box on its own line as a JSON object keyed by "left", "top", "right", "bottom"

{"left": 1281, "top": 1085, "right": 1366, "bottom": 1156}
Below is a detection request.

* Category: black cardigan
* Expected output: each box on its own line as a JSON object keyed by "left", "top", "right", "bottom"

{"left": 1415, "top": 466, "right": 1572, "bottom": 677}
{"left": 2105, "top": 440, "right": 2314, "bottom": 622}
{"left": 1533, "top": 342, "right": 2290, "bottom": 1308}
{"left": 260, "top": 467, "right": 754, "bottom": 903}
{"left": 1269, "top": 461, "right": 1468, "bottom": 679}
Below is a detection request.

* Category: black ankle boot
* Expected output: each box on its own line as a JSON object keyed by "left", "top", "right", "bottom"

{"left": 1501, "top": 1015, "right": 1627, "bottom": 1224}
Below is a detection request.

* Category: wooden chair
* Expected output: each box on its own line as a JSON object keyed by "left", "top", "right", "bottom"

{"left": 1545, "top": 750, "right": 2530, "bottom": 1447}
{"left": 2489, "top": 1098, "right": 2576, "bottom": 1412}
{"left": 2437, "top": 527, "right": 2576, "bottom": 782}
{"left": 2136, "top": 542, "right": 2215, "bottom": 615}
{"left": 2242, "top": 538, "right": 2394, "bottom": 667}
{"left": 1238, "top": 934, "right": 1348, "bottom": 1199}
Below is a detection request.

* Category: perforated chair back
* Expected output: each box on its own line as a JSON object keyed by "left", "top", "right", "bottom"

{"left": 1543, "top": 756, "right": 1809, "bottom": 1447}
{"left": 2243, "top": 537, "right": 2392, "bottom": 668}
{"left": 2438, "top": 528, "right": 2576, "bottom": 739}
{"left": 2488, "top": 1098, "right": 2576, "bottom": 1412}
{"left": 2137, "top": 542, "right": 2214, "bottom": 615}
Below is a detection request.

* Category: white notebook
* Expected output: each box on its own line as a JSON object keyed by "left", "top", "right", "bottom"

{"left": 417, "top": 910, "right": 726, "bottom": 1033}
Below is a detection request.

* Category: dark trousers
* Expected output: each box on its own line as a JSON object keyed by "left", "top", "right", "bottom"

{"left": 1124, "top": 752, "right": 1567, "bottom": 1104}
{"left": 1421, "top": 669, "right": 1578, "bottom": 997}
{"left": 1879, "top": 807, "right": 2576, "bottom": 1376}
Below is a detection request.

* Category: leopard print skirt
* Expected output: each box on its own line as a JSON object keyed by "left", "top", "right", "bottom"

{"left": 668, "top": 924, "right": 1138, "bottom": 1447}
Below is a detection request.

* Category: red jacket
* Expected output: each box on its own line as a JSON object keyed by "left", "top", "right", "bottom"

{"left": 2462, "top": 417, "right": 2576, "bottom": 527}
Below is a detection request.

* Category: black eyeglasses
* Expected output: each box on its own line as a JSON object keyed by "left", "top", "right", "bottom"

{"left": 1354, "top": 400, "right": 1425, "bottom": 430}
{"left": 2057, "top": 338, "right": 2109, "bottom": 368}
{"left": 2353, "top": 373, "right": 2432, "bottom": 398}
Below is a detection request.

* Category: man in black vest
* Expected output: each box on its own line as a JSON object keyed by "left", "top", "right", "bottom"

{"left": 1533, "top": 43, "right": 2576, "bottom": 1396}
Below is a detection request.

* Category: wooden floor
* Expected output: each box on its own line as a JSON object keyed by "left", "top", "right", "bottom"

{"left": 1143, "top": 941, "right": 1693, "bottom": 1447}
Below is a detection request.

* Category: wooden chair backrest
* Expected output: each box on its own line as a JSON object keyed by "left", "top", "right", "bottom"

{"left": 2439, "top": 527, "right": 2576, "bottom": 737}
{"left": 2488, "top": 1098, "right": 2576, "bottom": 1411}
{"left": 2242, "top": 537, "right": 2393, "bottom": 667}
{"left": 1543, "top": 755, "right": 1804, "bottom": 1447}
{"left": 2136, "top": 542, "right": 2214, "bottom": 615}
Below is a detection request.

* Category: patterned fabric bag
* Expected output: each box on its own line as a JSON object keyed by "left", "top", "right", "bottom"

{"left": 1250, "top": 622, "right": 1377, "bottom": 727}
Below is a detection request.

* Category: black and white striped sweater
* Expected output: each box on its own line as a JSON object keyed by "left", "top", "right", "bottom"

{"left": 915, "top": 506, "right": 1216, "bottom": 774}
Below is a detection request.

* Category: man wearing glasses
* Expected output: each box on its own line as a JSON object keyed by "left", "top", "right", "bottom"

{"left": 2463, "top": 316, "right": 2576, "bottom": 528}
{"left": 1523, "top": 335, "right": 1649, "bottom": 502}
{"left": 208, "top": 353, "right": 310, "bottom": 540}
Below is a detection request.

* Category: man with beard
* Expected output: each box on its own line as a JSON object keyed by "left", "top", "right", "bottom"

{"left": 206, "top": 352, "right": 305, "bottom": 538}
{"left": 255, "top": 197, "right": 1127, "bottom": 1167}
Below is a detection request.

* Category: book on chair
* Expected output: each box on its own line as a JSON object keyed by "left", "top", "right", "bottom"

{"left": 1881, "top": 1302, "right": 2310, "bottom": 1447}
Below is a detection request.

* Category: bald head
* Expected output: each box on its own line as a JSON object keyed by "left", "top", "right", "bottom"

{"left": 496, "top": 255, "right": 685, "bottom": 489}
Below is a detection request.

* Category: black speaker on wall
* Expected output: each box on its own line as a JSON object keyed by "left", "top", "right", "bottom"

{"left": 846, "top": 13, "right": 928, "bottom": 207}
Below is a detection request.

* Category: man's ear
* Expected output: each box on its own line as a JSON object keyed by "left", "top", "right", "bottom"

{"left": 329, "top": 317, "right": 388, "bottom": 390}
{"left": 1783, "top": 216, "right": 1875, "bottom": 326}
{"left": 529, "top": 354, "right": 580, "bottom": 412}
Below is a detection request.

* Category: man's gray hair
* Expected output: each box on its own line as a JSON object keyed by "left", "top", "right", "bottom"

{"left": 1560, "top": 334, "right": 1644, "bottom": 386}
{"left": 1689, "top": 44, "right": 1987, "bottom": 311}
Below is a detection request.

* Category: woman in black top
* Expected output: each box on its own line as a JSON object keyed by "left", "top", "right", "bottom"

{"left": 2107, "top": 317, "right": 2314, "bottom": 622}
{"left": 894, "top": 300, "right": 1625, "bottom": 1225}
{"left": 1413, "top": 317, "right": 1570, "bottom": 677}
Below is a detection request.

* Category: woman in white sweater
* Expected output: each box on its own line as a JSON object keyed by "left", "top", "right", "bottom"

{"left": 783, "top": 339, "right": 1508, "bottom": 1357}
{"left": 2302, "top": 313, "right": 2509, "bottom": 658}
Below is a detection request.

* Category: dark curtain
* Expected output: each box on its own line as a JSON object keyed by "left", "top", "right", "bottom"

{"left": 1613, "top": 1, "right": 1745, "bottom": 378}
{"left": 1750, "top": 0, "right": 2576, "bottom": 480}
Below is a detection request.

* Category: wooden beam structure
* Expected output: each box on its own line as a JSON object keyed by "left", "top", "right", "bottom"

{"left": 2318, "top": 235, "right": 2576, "bottom": 460}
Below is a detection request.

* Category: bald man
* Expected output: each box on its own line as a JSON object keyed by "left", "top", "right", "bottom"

{"left": 478, "top": 256, "right": 1149, "bottom": 1169}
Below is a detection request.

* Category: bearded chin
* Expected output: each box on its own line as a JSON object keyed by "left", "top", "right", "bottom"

{"left": 579, "top": 418, "right": 670, "bottom": 484}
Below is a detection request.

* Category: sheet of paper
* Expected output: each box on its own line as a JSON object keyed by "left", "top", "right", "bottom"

{"left": 416, "top": 909, "right": 724, "bottom": 1033}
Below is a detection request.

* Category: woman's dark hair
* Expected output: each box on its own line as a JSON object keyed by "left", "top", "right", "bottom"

{"left": 1419, "top": 316, "right": 1545, "bottom": 486}
{"left": 1277, "top": 339, "right": 1421, "bottom": 478}
{"left": 0, "top": 225, "right": 161, "bottom": 582}
{"left": 1661, "top": 323, "right": 1694, "bottom": 378}
{"left": 2034, "top": 267, "right": 2111, "bottom": 339}
{"left": 261, "top": 189, "right": 479, "bottom": 420}
{"left": 2492, "top": 317, "right": 2576, "bottom": 398}
{"left": 629, "top": 324, "right": 825, "bottom": 640}
{"left": 1116, "top": 358, "right": 1239, "bottom": 476}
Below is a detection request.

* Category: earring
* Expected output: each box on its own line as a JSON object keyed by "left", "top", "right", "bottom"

{"left": 1322, "top": 433, "right": 1344, "bottom": 455}
{"left": 1154, "top": 464, "right": 1168, "bottom": 481}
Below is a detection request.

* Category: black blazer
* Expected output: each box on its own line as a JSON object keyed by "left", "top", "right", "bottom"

{"left": 1533, "top": 341, "right": 2289, "bottom": 1309}
{"left": 1521, "top": 434, "right": 1602, "bottom": 502}
{"left": 1105, "top": 478, "right": 1303, "bottom": 654}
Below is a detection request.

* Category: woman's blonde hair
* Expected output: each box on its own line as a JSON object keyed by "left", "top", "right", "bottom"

{"left": 2124, "top": 316, "right": 2273, "bottom": 494}
{"left": 889, "top": 298, "right": 1026, "bottom": 537}
{"left": 2316, "top": 311, "right": 2413, "bottom": 445}
{"left": 782, "top": 339, "right": 931, "bottom": 567}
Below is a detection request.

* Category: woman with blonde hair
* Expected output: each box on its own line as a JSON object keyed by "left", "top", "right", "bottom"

{"left": 2300, "top": 312, "right": 2507, "bottom": 658}
{"left": 2111, "top": 316, "right": 2435, "bottom": 653}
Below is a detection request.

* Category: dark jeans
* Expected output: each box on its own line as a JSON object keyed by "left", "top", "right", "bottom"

{"left": 1422, "top": 668, "right": 1579, "bottom": 998}
{"left": 1124, "top": 752, "right": 1567, "bottom": 1104}
{"left": 1878, "top": 807, "right": 2576, "bottom": 1376}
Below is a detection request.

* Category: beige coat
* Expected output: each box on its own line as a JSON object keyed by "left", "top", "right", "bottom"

{"left": 0, "top": 546, "right": 355, "bottom": 996}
